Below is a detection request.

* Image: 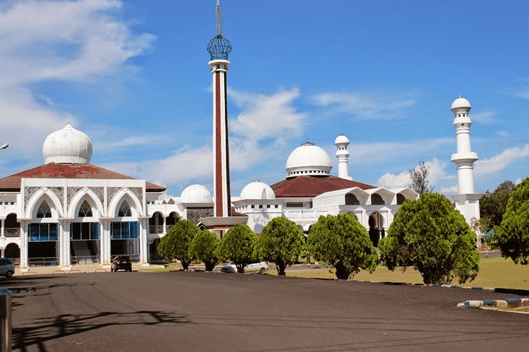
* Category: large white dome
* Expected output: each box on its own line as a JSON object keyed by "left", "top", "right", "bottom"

{"left": 240, "top": 180, "right": 275, "bottom": 200}
{"left": 285, "top": 142, "right": 332, "bottom": 178}
{"left": 180, "top": 184, "right": 212, "bottom": 203}
{"left": 43, "top": 124, "right": 93, "bottom": 164}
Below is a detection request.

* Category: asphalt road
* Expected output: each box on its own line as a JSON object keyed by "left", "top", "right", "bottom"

{"left": 3, "top": 271, "right": 529, "bottom": 352}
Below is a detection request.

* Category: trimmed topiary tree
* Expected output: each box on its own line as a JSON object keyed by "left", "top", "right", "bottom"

{"left": 189, "top": 230, "right": 220, "bottom": 271}
{"left": 157, "top": 219, "right": 200, "bottom": 270}
{"left": 494, "top": 177, "right": 529, "bottom": 265}
{"left": 308, "top": 213, "right": 378, "bottom": 280}
{"left": 379, "top": 193, "right": 480, "bottom": 284}
{"left": 254, "top": 217, "right": 305, "bottom": 276}
{"left": 215, "top": 223, "right": 256, "bottom": 273}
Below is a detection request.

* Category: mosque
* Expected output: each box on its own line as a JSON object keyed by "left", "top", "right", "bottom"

{"left": 0, "top": 2, "right": 481, "bottom": 272}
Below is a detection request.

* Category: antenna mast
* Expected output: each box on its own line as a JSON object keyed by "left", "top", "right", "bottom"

{"left": 216, "top": 0, "right": 222, "bottom": 35}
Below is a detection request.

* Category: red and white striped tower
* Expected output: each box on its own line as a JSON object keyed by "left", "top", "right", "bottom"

{"left": 207, "top": 0, "right": 232, "bottom": 218}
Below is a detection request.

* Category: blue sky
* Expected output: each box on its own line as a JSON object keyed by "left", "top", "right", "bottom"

{"left": 0, "top": 0, "right": 527, "bottom": 198}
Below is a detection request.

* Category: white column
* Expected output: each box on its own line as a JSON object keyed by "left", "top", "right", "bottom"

{"left": 59, "top": 219, "right": 71, "bottom": 271}
{"left": 100, "top": 219, "right": 112, "bottom": 267}
{"left": 139, "top": 217, "right": 149, "bottom": 265}
{"left": 20, "top": 220, "right": 29, "bottom": 272}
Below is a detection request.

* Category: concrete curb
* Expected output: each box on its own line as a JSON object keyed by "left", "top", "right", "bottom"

{"left": 457, "top": 297, "right": 529, "bottom": 309}
{"left": 352, "top": 280, "right": 529, "bottom": 310}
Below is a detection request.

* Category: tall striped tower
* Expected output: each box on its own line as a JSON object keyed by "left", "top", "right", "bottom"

{"left": 207, "top": 0, "right": 232, "bottom": 218}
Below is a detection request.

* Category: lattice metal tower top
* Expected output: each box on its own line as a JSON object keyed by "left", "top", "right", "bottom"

{"left": 207, "top": 0, "right": 232, "bottom": 60}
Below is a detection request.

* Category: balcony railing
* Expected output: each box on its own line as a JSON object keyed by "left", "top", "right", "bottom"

{"left": 5, "top": 228, "right": 20, "bottom": 237}
{"left": 149, "top": 225, "right": 164, "bottom": 234}
{"left": 29, "top": 257, "right": 59, "bottom": 267}
{"left": 71, "top": 256, "right": 100, "bottom": 265}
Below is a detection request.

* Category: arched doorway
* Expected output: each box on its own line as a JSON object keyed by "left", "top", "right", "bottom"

{"left": 5, "top": 243, "right": 20, "bottom": 265}
{"left": 149, "top": 238, "right": 163, "bottom": 263}
{"left": 368, "top": 212, "right": 384, "bottom": 247}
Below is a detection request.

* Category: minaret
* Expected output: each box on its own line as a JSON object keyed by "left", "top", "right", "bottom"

{"left": 208, "top": 0, "right": 232, "bottom": 218}
{"left": 450, "top": 95, "right": 482, "bottom": 232}
{"left": 335, "top": 134, "right": 352, "bottom": 180}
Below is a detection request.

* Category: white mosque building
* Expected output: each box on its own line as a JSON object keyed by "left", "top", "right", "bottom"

{"left": 0, "top": 93, "right": 480, "bottom": 272}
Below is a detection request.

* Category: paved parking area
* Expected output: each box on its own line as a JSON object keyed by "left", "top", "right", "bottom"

{"left": 2, "top": 271, "right": 529, "bottom": 352}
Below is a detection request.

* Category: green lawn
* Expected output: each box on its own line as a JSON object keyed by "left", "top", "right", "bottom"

{"left": 278, "top": 257, "right": 529, "bottom": 290}
{"left": 149, "top": 256, "right": 528, "bottom": 291}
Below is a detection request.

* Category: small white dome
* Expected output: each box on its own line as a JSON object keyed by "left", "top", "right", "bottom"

{"left": 43, "top": 124, "right": 93, "bottom": 164}
{"left": 451, "top": 95, "right": 471, "bottom": 112}
{"left": 335, "top": 134, "right": 350, "bottom": 146}
{"left": 180, "top": 184, "right": 212, "bottom": 203}
{"left": 285, "top": 142, "right": 332, "bottom": 178}
{"left": 240, "top": 180, "right": 275, "bottom": 200}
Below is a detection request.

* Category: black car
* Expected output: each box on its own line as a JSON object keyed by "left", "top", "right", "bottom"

{"left": 111, "top": 256, "right": 132, "bottom": 272}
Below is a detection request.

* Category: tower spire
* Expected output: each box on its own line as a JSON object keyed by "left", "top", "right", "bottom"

{"left": 216, "top": 0, "right": 222, "bottom": 36}
{"left": 207, "top": 0, "right": 232, "bottom": 61}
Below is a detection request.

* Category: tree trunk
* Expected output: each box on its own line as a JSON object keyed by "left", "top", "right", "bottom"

{"left": 276, "top": 262, "right": 287, "bottom": 276}
{"left": 334, "top": 263, "right": 351, "bottom": 280}
{"left": 205, "top": 261, "right": 216, "bottom": 272}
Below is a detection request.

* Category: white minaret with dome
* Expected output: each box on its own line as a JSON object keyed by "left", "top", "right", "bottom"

{"left": 450, "top": 95, "right": 482, "bottom": 240}
{"left": 335, "top": 134, "right": 352, "bottom": 180}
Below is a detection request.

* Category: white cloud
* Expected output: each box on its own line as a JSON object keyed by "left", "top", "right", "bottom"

{"left": 230, "top": 88, "right": 305, "bottom": 141}
{"left": 105, "top": 88, "right": 307, "bottom": 189}
{"left": 377, "top": 171, "right": 410, "bottom": 189}
{"left": 496, "top": 130, "right": 509, "bottom": 139}
{"left": 352, "top": 138, "right": 452, "bottom": 165}
{"left": 311, "top": 91, "right": 417, "bottom": 120}
{"left": 474, "top": 144, "right": 529, "bottom": 177}
{"left": 0, "top": 0, "right": 155, "bottom": 160}
{"left": 439, "top": 185, "right": 458, "bottom": 195}
{"left": 472, "top": 110, "right": 498, "bottom": 124}
{"left": 376, "top": 158, "right": 450, "bottom": 191}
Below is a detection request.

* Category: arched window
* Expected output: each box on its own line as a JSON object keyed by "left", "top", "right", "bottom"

{"left": 37, "top": 201, "right": 52, "bottom": 218}
{"left": 396, "top": 194, "right": 406, "bottom": 205}
{"left": 78, "top": 200, "right": 93, "bottom": 217}
{"left": 118, "top": 201, "right": 132, "bottom": 217}
{"left": 371, "top": 194, "right": 385, "bottom": 205}
{"left": 345, "top": 194, "right": 360, "bottom": 205}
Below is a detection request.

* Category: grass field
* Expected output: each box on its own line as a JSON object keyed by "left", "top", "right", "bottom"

{"left": 150, "top": 256, "right": 528, "bottom": 291}
{"left": 279, "top": 257, "right": 529, "bottom": 290}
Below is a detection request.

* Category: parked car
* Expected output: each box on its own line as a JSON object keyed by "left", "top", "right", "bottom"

{"left": 111, "top": 256, "right": 132, "bottom": 272}
{"left": 0, "top": 258, "right": 15, "bottom": 278}
{"left": 220, "top": 261, "right": 268, "bottom": 274}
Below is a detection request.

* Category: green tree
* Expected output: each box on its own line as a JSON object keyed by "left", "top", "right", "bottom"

{"left": 494, "top": 177, "right": 529, "bottom": 265}
{"left": 157, "top": 219, "right": 200, "bottom": 270}
{"left": 216, "top": 223, "right": 256, "bottom": 273}
{"left": 254, "top": 217, "right": 305, "bottom": 276}
{"left": 480, "top": 180, "right": 516, "bottom": 231}
{"left": 189, "top": 230, "right": 220, "bottom": 271}
{"left": 407, "top": 161, "right": 433, "bottom": 195}
{"left": 308, "top": 213, "right": 378, "bottom": 280}
{"left": 379, "top": 193, "right": 479, "bottom": 284}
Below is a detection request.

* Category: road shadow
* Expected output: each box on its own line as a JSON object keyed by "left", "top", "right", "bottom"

{"left": 13, "top": 310, "right": 190, "bottom": 351}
